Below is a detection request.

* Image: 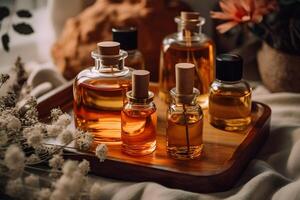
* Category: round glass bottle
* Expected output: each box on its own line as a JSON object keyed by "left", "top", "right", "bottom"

{"left": 121, "top": 70, "right": 157, "bottom": 156}
{"left": 159, "top": 12, "right": 215, "bottom": 108}
{"left": 209, "top": 54, "right": 252, "bottom": 131}
{"left": 73, "top": 41, "right": 133, "bottom": 144}
{"left": 166, "top": 63, "right": 203, "bottom": 160}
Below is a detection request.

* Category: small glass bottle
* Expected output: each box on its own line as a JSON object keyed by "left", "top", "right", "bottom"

{"left": 167, "top": 63, "right": 203, "bottom": 160}
{"left": 209, "top": 54, "right": 252, "bottom": 131}
{"left": 121, "top": 70, "right": 157, "bottom": 156}
{"left": 159, "top": 11, "right": 215, "bottom": 108}
{"left": 73, "top": 41, "right": 133, "bottom": 144}
{"left": 112, "top": 27, "right": 145, "bottom": 70}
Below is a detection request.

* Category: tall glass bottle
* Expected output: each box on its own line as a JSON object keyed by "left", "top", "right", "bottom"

{"left": 209, "top": 54, "right": 252, "bottom": 131}
{"left": 167, "top": 63, "right": 204, "bottom": 160}
{"left": 112, "top": 27, "right": 145, "bottom": 70}
{"left": 73, "top": 41, "right": 133, "bottom": 144}
{"left": 121, "top": 70, "right": 157, "bottom": 156}
{"left": 159, "top": 11, "right": 215, "bottom": 108}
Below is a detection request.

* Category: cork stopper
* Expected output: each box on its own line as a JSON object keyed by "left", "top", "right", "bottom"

{"left": 132, "top": 70, "right": 150, "bottom": 99}
{"left": 175, "top": 63, "right": 195, "bottom": 95}
{"left": 97, "top": 41, "right": 120, "bottom": 55}
{"left": 181, "top": 12, "right": 200, "bottom": 20}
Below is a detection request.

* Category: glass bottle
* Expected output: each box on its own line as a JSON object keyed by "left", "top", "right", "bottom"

{"left": 121, "top": 70, "right": 157, "bottom": 156}
{"left": 166, "top": 63, "right": 203, "bottom": 160}
{"left": 73, "top": 41, "right": 133, "bottom": 144}
{"left": 159, "top": 11, "right": 215, "bottom": 108}
{"left": 209, "top": 54, "right": 252, "bottom": 131}
{"left": 112, "top": 27, "right": 145, "bottom": 70}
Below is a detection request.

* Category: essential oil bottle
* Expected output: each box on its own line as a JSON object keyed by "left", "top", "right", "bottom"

{"left": 121, "top": 70, "right": 157, "bottom": 156}
{"left": 166, "top": 63, "right": 203, "bottom": 160}
{"left": 73, "top": 41, "right": 133, "bottom": 144}
{"left": 209, "top": 54, "right": 252, "bottom": 131}
{"left": 159, "top": 11, "right": 215, "bottom": 108}
{"left": 112, "top": 27, "right": 145, "bottom": 70}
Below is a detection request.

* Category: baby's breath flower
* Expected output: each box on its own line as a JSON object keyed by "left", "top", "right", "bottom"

{"left": 78, "top": 159, "right": 90, "bottom": 175}
{"left": 50, "top": 108, "right": 63, "bottom": 122}
{"left": 46, "top": 124, "right": 63, "bottom": 137}
{"left": 90, "top": 183, "right": 102, "bottom": 200}
{"left": 50, "top": 189, "right": 69, "bottom": 200}
{"left": 36, "top": 188, "right": 51, "bottom": 200}
{"left": 0, "top": 130, "right": 8, "bottom": 145}
{"left": 6, "top": 114, "right": 21, "bottom": 131}
{"left": 95, "top": 144, "right": 108, "bottom": 162}
{"left": 26, "top": 154, "right": 40, "bottom": 164}
{"left": 54, "top": 113, "right": 71, "bottom": 127}
{"left": 5, "top": 178, "right": 24, "bottom": 198}
{"left": 49, "top": 154, "right": 64, "bottom": 169}
{"left": 57, "top": 129, "right": 73, "bottom": 144}
{"left": 4, "top": 145, "right": 25, "bottom": 171}
{"left": 76, "top": 131, "right": 94, "bottom": 151}
{"left": 26, "top": 129, "right": 43, "bottom": 148}
{"left": 25, "top": 174, "right": 39, "bottom": 188}
{"left": 62, "top": 160, "right": 78, "bottom": 177}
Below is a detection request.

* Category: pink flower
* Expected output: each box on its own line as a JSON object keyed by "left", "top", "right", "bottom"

{"left": 211, "top": 0, "right": 277, "bottom": 33}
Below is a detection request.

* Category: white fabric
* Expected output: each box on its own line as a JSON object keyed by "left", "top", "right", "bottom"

{"left": 85, "top": 85, "right": 300, "bottom": 200}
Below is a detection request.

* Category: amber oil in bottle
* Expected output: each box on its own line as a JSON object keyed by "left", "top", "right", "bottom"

{"left": 159, "top": 12, "right": 215, "bottom": 108}
{"left": 166, "top": 63, "right": 203, "bottom": 160}
{"left": 73, "top": 41, "right": 133, "bottom": 144}
{"left": 209, "top": 54, "right": 252, "bottom": 131}
{"left": 121, "top": 70, "right": 157, "bottom": 156}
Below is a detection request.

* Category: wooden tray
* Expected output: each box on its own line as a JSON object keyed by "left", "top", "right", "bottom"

{"left": 37, "top": 81, "right": 271, "bottom": 193}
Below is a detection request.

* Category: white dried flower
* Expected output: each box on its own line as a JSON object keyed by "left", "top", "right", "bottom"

{"left": 4, "top": 145, "right": 25, "bottom": 171}
{"left": 57, "top": 129, "right": 73, "bottom": 144}
{"left": 76, "top": 131, "right": 94, "bottom": 151}
{"left": 95, "top": 144, "right": 108, "bottom": 162}
{"left": 51, "top": 108, "right": 63, "bottom": 121}
{"left": 50, "top": 189, "right": 69, "bottom": 200}
{"left": 5, "top": 178, "right": 24, "bottom": 198}
{"left": 90, "top": 183, "right": 102, "bottom": 200}
{"left": 54, "top": 113, "right": 71, "bottom": 127}
{"left": 36, "top": 188, "right": 51, "bottom": 200}
{"left": 26, "top": 154, "right": 40, "bottom": 164}
{"left": 26, "top": 129, "right": 43, "bottom": 148}
{"left": 6, "top": 114, "right": 21, "bottom": 131}
{"left": 0, "top": 130, "right": 8, "bottom": 145}
{"left": 49, "top": 154, "right": 64, "bottom": 169}
{"left": 25, "top": 174, "right": 39, "bottom": 188}
{"left": 62, "top": 160, "right": 78, "bottom": 177}
{"left": 78, "top": 159, "right": 90, "bottom": 175}
{"left": 46, "top": 124, "right": 63, "bottom": 137}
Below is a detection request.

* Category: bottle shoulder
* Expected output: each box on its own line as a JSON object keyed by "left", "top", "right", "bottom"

{"left": 162, "top": 33, "right": 214, "bottom": 48}
{"left": 210, "top": 80, "right": 252, "bottom": 94}
{"left": 123, "top": 102, "right": 156, "bottom": 118}
{"left": 75, "top": 66, "right": 133, "bottom": 84}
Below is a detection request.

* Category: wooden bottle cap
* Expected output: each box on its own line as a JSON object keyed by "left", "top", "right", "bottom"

{"left": 132, "top": 70, "right": 150, "bottom": 99}
{"left": 175, "top": 63, "right": 195, "bottom": 95}
{"left": 181, "top": 12, "right": 200, "bottom": 20}
{"left": 97, "top": 41, "right": 120, "bottom": 55}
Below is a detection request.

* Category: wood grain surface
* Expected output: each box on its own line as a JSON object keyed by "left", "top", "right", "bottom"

{"left": 37, "top": 81, "right": 271, "bottom": 193}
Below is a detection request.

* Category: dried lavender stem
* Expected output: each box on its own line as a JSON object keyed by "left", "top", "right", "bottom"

{"left": 183, "top": 103, "right": 190, "bottom": 154}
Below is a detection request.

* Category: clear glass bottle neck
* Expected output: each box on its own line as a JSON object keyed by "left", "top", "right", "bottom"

{"left": 91, "top": 49, "right": 128, "bottom": 70}
{"left": 175, "top": 16, "right": 205, "bottom": 40}
{"left": 126, "top": 91, "right": 154, "bottom": 105}
{"left": 215, "top": 79, "right": 242, "bottom": 84}
{"left": 170, "top": 88, "right": 199, "bottom": 105}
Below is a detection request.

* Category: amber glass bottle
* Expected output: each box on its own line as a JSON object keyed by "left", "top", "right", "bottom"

{"left": 112, "top": 27, "right": 145, "bottom": 70}
{"left": 73, "top": 41, "right": 133, "bottom": 144}
{"left": 166, "top": 63, "right": 203, "bottom": 160}
{"left": 159, "top": 12, "right": 215, "bottom": 108}
{"left": 121, "top": 70, "right": 157, "bottom": 156}
{"left": 209, "top": 54, "right": 252, "bottom": 131}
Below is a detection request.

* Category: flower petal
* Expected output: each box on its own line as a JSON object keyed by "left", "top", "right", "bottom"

{"left": 216, "top": 21, "right": 239, "bottom": 33}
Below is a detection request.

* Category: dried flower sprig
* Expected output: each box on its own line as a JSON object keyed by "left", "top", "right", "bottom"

{"left": 0, "top": 58, "right": 108, "bottom": 199}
